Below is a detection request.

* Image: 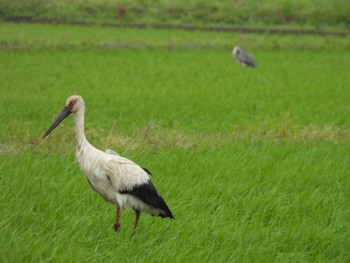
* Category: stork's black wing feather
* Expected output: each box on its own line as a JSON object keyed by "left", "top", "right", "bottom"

{"left": 119, "top": 181, "right": 174, "bottom": 219}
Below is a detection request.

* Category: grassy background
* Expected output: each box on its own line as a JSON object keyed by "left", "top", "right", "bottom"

{"left": 1, "top": 21, "right": 350, "bottom": 262}
{"left": 1, "top": 22, "right": 350, "bottom": 51}
{"left": 1, "top": 0, "right": 350, "bottom": 28}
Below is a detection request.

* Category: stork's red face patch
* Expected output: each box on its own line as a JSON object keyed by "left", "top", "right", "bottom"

{"left": 68, "top": 100, "right": 76, "bottom": 109}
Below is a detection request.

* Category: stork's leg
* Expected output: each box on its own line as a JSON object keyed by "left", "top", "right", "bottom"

{"left": 114, "top": 206, "right": 121, "bottom": 232}
{"left": 132, "top": 211, "right": 141, "bottom": 234}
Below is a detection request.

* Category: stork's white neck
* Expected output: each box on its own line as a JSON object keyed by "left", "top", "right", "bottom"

{"left": 73, "top": 106, "right": 88, "bottom": 152}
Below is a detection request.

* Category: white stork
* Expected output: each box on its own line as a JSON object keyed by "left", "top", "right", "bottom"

{"left": 42, "top": 95, "right": 174, "bottom": 233}
{"left": 232, "top": 45, "right": 257, "bottom": 68}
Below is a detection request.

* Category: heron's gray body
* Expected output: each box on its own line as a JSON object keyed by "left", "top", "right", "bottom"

{"left": 232, "top": 46, "right": 257, "bottom": 68}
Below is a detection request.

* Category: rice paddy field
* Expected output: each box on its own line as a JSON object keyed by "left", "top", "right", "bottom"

{"left": 1, "top": 21, "right": 350, "bottom": 262}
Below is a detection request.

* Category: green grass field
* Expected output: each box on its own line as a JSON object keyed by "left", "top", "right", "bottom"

{"left": 1, "top": 0, "right": 350, "bottom": 28}
{"left": 1, "top": 22, "right": 350, "bottom": 262}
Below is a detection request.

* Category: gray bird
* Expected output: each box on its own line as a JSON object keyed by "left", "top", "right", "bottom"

{"left": 232, "top": 46, "right": 257, "bottom": 68}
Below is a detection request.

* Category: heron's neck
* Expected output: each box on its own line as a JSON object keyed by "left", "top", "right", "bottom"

{"left": 73, "top": 107, "right": 88, "bottom": 151}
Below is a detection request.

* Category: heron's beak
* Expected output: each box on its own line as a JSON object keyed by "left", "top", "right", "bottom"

{"left": 42, "top": 106, "right": 72, "bottom": 139}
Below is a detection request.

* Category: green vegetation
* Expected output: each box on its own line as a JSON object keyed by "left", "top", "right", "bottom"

{"left": 1, "top": 22, "right": 350, "bottom": 52}
{"left": 1, "top": 0, "right": 350, "bottom": 28}
{"left": 1, "top": 22, "right": 350, "bottom": 262}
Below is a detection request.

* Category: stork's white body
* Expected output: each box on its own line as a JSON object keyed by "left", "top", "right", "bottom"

{"left": 43, "top": 95, "right": 174, "bottom": 232}
{"left": 76, "top": 140, "right": 159, "bottom": 215}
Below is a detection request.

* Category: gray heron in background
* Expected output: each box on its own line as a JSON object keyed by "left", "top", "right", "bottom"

{"left": 42, "top": 95, "right": 174, "bottom": 234}
{"left": 232, "top": 46, "right": 257, "bottom": 68}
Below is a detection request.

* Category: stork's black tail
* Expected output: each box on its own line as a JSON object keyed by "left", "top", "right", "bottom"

{"left": 119, "top": 180, "right": 174, "bottom": 219}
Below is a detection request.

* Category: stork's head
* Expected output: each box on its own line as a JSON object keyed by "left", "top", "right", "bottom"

{"left": 42, "top": 95, "right": 85, "bottom": 139}
{"left": 65, "top": 95, "right": 84, "bottom": 113}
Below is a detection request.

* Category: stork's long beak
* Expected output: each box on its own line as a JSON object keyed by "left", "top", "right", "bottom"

{"left": 42, "top": 106, "right": 72, "bottom": 139}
